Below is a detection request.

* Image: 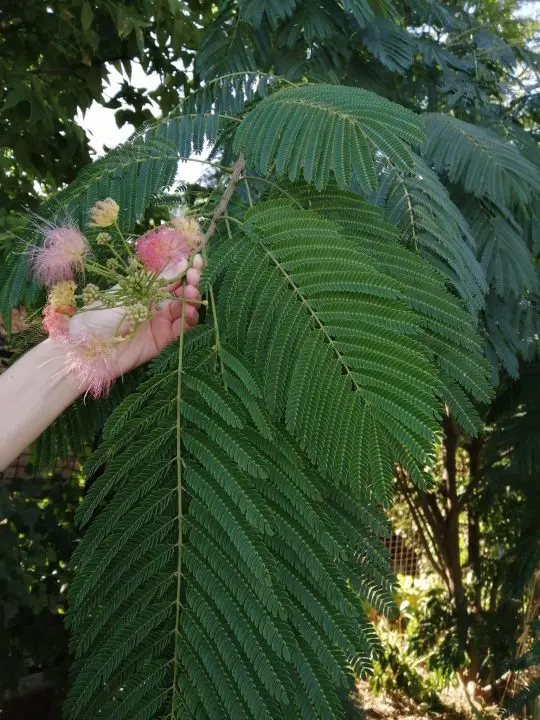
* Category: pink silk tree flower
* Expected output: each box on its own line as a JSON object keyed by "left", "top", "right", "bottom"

{"left": 170, "top": 213, "right": 206, "bottom": 252}
{"left": 64, "top": 334, "right": 120, "bottom": 399}
{"left": 135, "top": 226, "right": 191, "bottom": 272}
{"left": 42, "top": 304, "right": 75, "bottom": 340}
{"left": 31, "top": 225, "right": 89, "bottom": 287}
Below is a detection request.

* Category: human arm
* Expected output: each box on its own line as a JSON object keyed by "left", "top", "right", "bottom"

{"left": 0, "top": 267, "right": 201, "bottom": 471}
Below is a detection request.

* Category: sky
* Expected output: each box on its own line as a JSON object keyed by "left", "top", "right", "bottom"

{"left": 516, "top": 0, "right": 540, "bottom": 18}
{"left": 77, "top": 63, "right": 206, "bottom": 185}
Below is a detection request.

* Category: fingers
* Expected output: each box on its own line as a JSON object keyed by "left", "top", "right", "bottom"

{"left": 170, "top": 284, "right": 200, "bottom": 311}
{"left": 163, "top": 253, "right": 204, "bottom": 333}
{"left": 171, "top": 308, "right": 199, "bottom": 338}
{"left": 169, "top": 285, "right": 200, "bottom": 325}
{"left": 183, "top": 303, "right": 199, "bottom": 327}
{"left": 183, "top": 283, "right": 199, "bottom": 301}
{"left": 186, "top": 268, "right": 200, "bottom": 286}
{"left": 171, "top": 300, "right": 199, "bottom": 325}
{"left": 164, "top": 254, "right": 204, "bottom": 294}
{"left": 161, "top": 259, "right": 189, "bottom": 285}
{"left": 192, "top": 254, "right": 204, "bottom": 270}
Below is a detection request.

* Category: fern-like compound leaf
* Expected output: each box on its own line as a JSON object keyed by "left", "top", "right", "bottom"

{"left": 422, "top": 113, "right": 540, "bottom": 209}
{"left": 66, "top": 331, "right": 392, "bottom": 719}
{"left": 234, "top": 84, "right": 425, "bottom": 191}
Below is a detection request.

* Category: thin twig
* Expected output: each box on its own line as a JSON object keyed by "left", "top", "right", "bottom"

{"left": 203, "top": 154, "right": 245, "bottom": 240}
{"left": 202, "top": 154, "right": 246, "bottom": 387}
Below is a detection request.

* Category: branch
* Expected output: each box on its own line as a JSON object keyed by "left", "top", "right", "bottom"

{"left": 396, "top": 469, "right": 448, "bottom": 582}
{"left": 7, "top": 56, "right": 132, "bottom": 78}
{"left": 203, "top": 154, "right": 245, "bottom": 242}
{"left": 415, "top": 490, "right": 450, "bottom": 561}
{"left": 457, "top": 435, "right": 484, "bottom": 513}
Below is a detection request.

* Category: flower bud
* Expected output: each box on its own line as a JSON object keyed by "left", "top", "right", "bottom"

{"left": 82, "top": 283, "right": 100, "bottom": 305}
{"left": 96, "top": 232, "right": 111, "bottom": 245}
{"left": 89, "top": 199, "right": 120, "bottom": 228}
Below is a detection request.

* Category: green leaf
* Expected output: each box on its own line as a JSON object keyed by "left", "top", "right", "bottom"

{"left": 81, "top": 1, "right": 94, "bottom": 32}
{"left": 234, "top": 84, "right": 425, "bottom": 191}
{"left": 422, "top": 114, "right": 540, "bottom": 209}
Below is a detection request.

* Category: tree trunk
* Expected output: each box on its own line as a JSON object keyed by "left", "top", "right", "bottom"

{"left": 466, "top": 436, "right": 484, "bottom": 681}
{"left": 442, "top": 412, "right": 469, "bottom": 659}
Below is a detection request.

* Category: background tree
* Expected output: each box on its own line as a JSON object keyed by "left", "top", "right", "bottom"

{"left": 0, "top": 0, "right": 210, "bottom": 226}
{"left": 396, "top": 367, "right": 540, "bottom": 707}
{"left": 1, "top": 0, "right": 539, "bottom": 719}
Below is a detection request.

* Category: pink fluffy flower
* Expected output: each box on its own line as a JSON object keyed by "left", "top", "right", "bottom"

{"left": 42, "top": 304, "right": 75, "bottom": 340}
{"left": 135, "top": 226, "right": 190, "bottom": 272}
{"left": 32, "top": 225, "right": 89, "bottom": 286}
{"left": 64, "top": 334, "right": 120, "bottom": 399}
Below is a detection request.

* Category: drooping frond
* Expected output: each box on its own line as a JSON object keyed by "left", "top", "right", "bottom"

{"left": 462, "top": 198, "right": 537, "bottom": 299}
{"left": 474, "top": 29, "right": 516, "bottom": 69}
{"left": 376, "top": 156, "right": 487, "bottom": 311}
{"left": 239, "top": 0, "right": 296, "bottom": 28}
{"left": 0, "top": 247, "right": 39, "bottom": 320}
{"left": 42, "top": 137, "right": 180, "bottom": 230}
{"left": 344, "top": 0, "right": 398, "bottom": 27}
{"left": 219, "top": 199, "right": 490, "bottom": 488}
{"left": 360, "top": 18, "right": 415, "bottom": 74}
{"left": 422, "top": 113, "right": 540, "bottom": 209}
{"left": 285, "top": 186, "right": 489, "bottom": 432}
{"left": 195, "top": 6, "right": 257, "bottom": 81}
{"left": 66, "top": 329, "right": 393, "bottom": 720}
{"left": 234, "top": 84, "right": 425, "bottom": 191}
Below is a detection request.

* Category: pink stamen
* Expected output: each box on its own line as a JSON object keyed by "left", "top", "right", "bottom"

{"left": 135, "top": 226, "right": 190, "bottom": 272}
{"left": 31, "top": 225, "right": 89, "bottom": 287}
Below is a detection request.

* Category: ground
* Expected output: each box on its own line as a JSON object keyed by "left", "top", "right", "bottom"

{"left": 355, "top": 680, "right": 472, "bottom": 720}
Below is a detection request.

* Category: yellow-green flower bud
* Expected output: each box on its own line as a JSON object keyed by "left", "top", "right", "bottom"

{"left": 96, "top": 232, "right": 111, "bottom": 245}
{"left": 82, "top": 283, "right": 100, "bottom": 305}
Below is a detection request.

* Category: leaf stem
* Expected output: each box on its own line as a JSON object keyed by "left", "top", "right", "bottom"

{"left": 244, "top": 177, "right": 254, "bottom": 208}
{"left": 103, "top": 237, "right": 129, "bottom": 267}
{"left": 113, "top": 221, "right": 134, "bottom": 258}
{"left": 243, "top": 175, "right": 304, "bottom": 209}
{"left": 171, "top": 290, "right": 187, "bottom": 718}
{"left": 203, "top": 247, "right": 226, "bottom": 388}
{"left": 198, "top": 154, "right": 246, "bottom": 388}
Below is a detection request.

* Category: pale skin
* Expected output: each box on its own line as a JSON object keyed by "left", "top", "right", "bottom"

{"left": 0, "top": 258, "right": 203, "bottom": 472}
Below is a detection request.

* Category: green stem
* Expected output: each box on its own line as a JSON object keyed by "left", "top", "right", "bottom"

{"left": 202, "top": 248, "right": 227, "bottom": 389}
{"left": 244, "top": 177, "right": 254, "bottom": 208}
{"left": 84, "top": 260, "right": 120, "bottom": 282}
{"left": 114, "top": 221, "right": 134, "bottom": 258}
{"left": 112, "top": 311, "right": 126, "bottom": 339}
{"left": 182, "top": 298, "right": 208, "bottom": 307}
{"left": 104, "top": 239, "right": 129, "bottom": 268}
{"left": 243, "top": 175, "right": 304, "bottom": 209}
{"left": 171, "top": 288, "right": 187, "bottom": 718}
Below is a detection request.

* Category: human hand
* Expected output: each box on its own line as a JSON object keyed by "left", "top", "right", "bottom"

{"left": 67, "top": 255, "right": 203, "bottom": 382}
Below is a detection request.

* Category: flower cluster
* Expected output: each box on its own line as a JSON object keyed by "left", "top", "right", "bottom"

{"left": 31, "top": 199, "right": 206, "bottom": 397}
